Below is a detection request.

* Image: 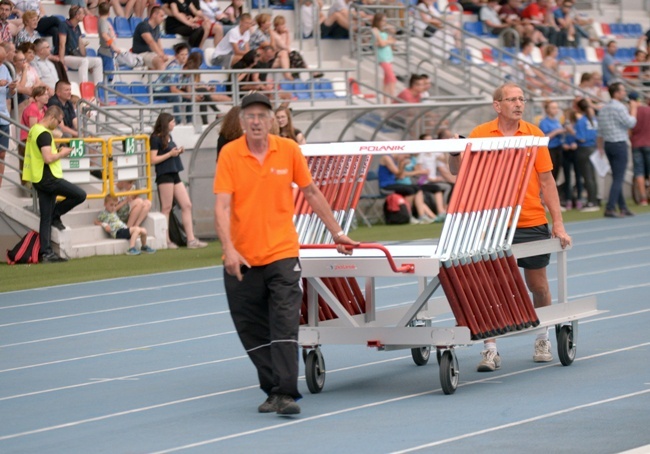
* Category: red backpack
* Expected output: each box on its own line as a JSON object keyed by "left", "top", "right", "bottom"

{"left": 383, "top": 193, "right": 411, "bottom": 225}
{"left": 6, "top": 231, "right": 40, "bottom": 265}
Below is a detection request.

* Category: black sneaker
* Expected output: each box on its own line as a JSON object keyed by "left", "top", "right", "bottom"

{"left": 52, "top": 218, "right": 66, "bottom": 230}
{"left": 621, "top": 209, "right": 635, "bottom": 217}
{"left": 258, "top": 394, "right": 279, "bottom": 413}
{"left": 275, "top": 394, "right": 300, "bottom": 415}
{"left": 40, "top": 251, "right": 68, "bottom": 263}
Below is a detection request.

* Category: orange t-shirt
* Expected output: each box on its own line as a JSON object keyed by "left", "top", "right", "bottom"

{"left": 469, "top": 118, "right": 552, "bottom": 228}
{"left": 213, "top": 134, "right": 313, "bottom": 266}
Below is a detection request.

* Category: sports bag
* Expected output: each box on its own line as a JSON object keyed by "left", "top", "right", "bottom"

{"left": 383, "top": 193, "right": 411, "bottom": 225}
{"left": 6, "top": 230, "right": 40, "bottom": 265}
{"left": 168, "top": 201, "right": 187, "bottom": 247}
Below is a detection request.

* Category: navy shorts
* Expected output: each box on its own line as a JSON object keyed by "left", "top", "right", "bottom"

{"left": 156, "top": 172, "right": 181, "bottom": 186}
{"left": 512, "top": 224, "right": 551, "bottom": 270}
{"left": 116, "top": 228, "right": 131, "bottom": 240}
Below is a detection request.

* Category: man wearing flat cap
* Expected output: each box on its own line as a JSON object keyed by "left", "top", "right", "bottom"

{"left": 214, "top": 93, "right": 358, "bottom": 415}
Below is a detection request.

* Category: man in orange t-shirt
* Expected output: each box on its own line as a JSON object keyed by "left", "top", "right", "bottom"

{"left": 449, "top": 82, "right": 571, "bottom": 373}
{"left": 214, "top": 92, "right": 357, "bottom": 416}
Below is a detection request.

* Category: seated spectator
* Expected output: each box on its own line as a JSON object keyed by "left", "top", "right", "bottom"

{"left": 623, "top": 49, "right": 650, "bottom": 86}
{"left": 517, "top": 38, "right": 550, "bottom": 95}
{"left": 114, "top": 180, "right": 153, "bottom": 228}
{"left": 57, "top": 6, "right": 103, "bottom": 85}
{"left": 0, "top": 45, "right": 14, "bottom": 189}
{"left": 133, "top": 6, "right": 171, "bottom": 71}
{"left": 459, "top": 0, "right": 485, "bottom": 14}
{"left": 16, "top": 43, "right": 52, "bottom": 112}
{"left": 32, "top": 39, "right": 66, "bottom": 93}
{"left": 250, "top": 12, "right": 272, "bottom": 50}
{"left": 498, "top": 0, "right": 546, "bottom": 47}
{"left": 95, "top": 194, "right": 156, "bottom": 256}
{"left": 396, "top": 73, "right": 428, "bottom": 103}
{"left": 0, "top": 0, "right": 18, "bottom": 42}
{"left": 47, "top": 80, "right": 78, "bottom": 137}
{"left": 480, "top": 0, "right": 513, "bottom": 42}
{"left": 210, "top": 12, "right": 253, "bottom": 68}
{"left": 222, "top": 49, "right": 256, "bottom": 97}
{"left": 222, "top": 0, "right": 243, "bottom": 27}
{"left": 216, "top": 105, "right": 242, "bottom": 160}
{"left": 19, "top": 85, "right": 51, "bottom": 185}
{"left": 320, "top": 0, "right": 351, "bottom": 39}
{"left": 521, "top": 0, "right": 561, "bottom": 46}
{"left": 253, "top": 44, "right": 292, "bottom": 107}
{"left": 378, "top": 154, "right": 438, "bottom": 223}
{"left": 199, "top": 0, "right": 225, "bottom": 46}
{"left": 181, "top": 51, "right": 231, "bottom": 125}
{"left": 14, "top": 10, "right": 40, "bottom": 46}
{"left": 554, "top": 0, "right": 597, "bottom": 47}
{"left": 276, "top": 106, "right": 306, "bottom": 144}
{"left": 149, "top": 112, "right": 208, "bottom": 249}
{"left": 153, "top": 42, "right": 190, "bottom": 123}
{"left": 413, "top": 0, "right": 444, "bottom": 39}
{"left": 106, "top": 0, "right": 145, "bottom": 19}
{"left": 1, "top": 41, "right": 16, "bottom": 79}
{"left": 272, "top": 15, "right": 320, "bottom": 79}
{"left": 161, "top": 0, "right": 211, "bottom": 48}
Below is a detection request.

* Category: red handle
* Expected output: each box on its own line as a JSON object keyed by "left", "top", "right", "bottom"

{"left": 300, "top": 243, "right": 415, "bottom": 273}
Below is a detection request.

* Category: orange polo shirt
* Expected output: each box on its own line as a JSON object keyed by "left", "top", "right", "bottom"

{"left": 469, "top": 118, "right": 552, "bottom": 228}
{"left": 214, "top": 134, "right": 313, "bottom": 266}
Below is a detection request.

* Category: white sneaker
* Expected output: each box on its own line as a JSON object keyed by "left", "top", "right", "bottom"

{"left": 533, "top": 339, "right": 553, "bottom": 362}
{"left": 419, "top": 216, "right": 435, "bottom": 224}
{"left": 187, "top": 239, "right": 208, "bottom": 249}
{"left": 409, "top": 217, "right": 421, "bottom": 225}
{"left": 477, "top": 349, "right": 501, "bottom": 372}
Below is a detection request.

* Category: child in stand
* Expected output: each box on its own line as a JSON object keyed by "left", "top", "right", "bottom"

{"left": 371, "top": 13, "right": 397, "bottom": 103}
{"left": 95, "top": 194, "right": 156, "bottom": 256}
{"left": 562, "top": 108, "right": 582, "bottom": 210}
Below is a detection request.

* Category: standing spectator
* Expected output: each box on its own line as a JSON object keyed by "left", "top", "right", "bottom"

{"left": 629, "top": 97, "right": 650, "bottom": 206}
{"left": 47, "top": 80, "right": 78, "bottom": 138}
{"left": 561, "top": 108, "right": 581, "bottom": 209}
{"left": 57, "top": 5, "right": 103, "bottom": 85}
{"left": 371, "top": 12, "right": 397, "bottom": 103}
{"left": 19, "top": 86, "right": 50, "bottom": 185}
{"left": 14, "top": 10, "right": 40, "bottom": 46}
{"left": 602, "top": 40, "right": 620, "bottom": 87}
{"left": 0, "top": 46, "right": 17, "bottom": 188}
{"left": 95, "top": 194, "right": 156, "bottom": 256}
{"left": 597, "top": 82, "right": 637, "bottom": 218}
{"left": 162, "top": 0, "right": 211, "bottom": 48}
{"left": 538, "top": 100, "right": 565, "bottom": 184}
{"left": 216, "top": 105, "right": 242, "bottom": 160}
{"left": 320, "top": 0, "right": 351, "bottom": 39}
{"left": 449, "top": 82, "right": 571, "bottom": 372}
{"left": 132, "top": 6, "right": 170, "bottom": 71}
{"left": 149, "top": 112, "right": 208, "bottom": 249}
{"left": 22, "top": 105, "right": 87, "bottom": 262}
{"left": 276, "top": 106, "right": 305, "bottom": 145}
{"left": 573, "top": 98, "right": 600, "bottom": 211}
{"left": 210, "top": 12, "right": 253, "bottom": 68}
{"left": 213, "top": 92, "right": 357, "bottom": 415}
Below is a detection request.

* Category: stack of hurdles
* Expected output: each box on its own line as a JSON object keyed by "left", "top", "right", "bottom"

{"left": 436, "top": 139, "right": 545, "bottom": 341}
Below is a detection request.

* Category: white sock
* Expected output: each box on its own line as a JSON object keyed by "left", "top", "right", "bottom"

{"left": 536, "top": 328, "right": 549, "bottom": 342}
{"left": 485, "top": 341, "right": 497, "bottom": 352}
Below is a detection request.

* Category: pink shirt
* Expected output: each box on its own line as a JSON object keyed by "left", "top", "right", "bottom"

{"left": 631, "top": 105, "right": 650, "bottom": 148}
{"left": 396, "top": 89, "right": 421, "bottom": 104}
{"left": 21, "top": 102, "right": 47, "bottom": 141}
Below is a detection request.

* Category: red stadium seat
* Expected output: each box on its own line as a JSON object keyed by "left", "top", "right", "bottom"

{"left": 83, "top": 14, "right": 98, "bottom": 35}
{"left": 80, "top": 82, "right": 95, "bottom": 101}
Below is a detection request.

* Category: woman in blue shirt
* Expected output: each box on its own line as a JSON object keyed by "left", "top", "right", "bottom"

{"left": 538, "top": 101, "right": 566, "bottom": 183}
{"left": 574, "top": 98, "right": 600, "bottom": 211}
{"left": 562, "top": 108, "right": 581, "bottom": 209}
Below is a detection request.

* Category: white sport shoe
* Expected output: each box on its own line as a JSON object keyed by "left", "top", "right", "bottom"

{"left": 533, "top": 339, "right": 553, "bottom": 362}
{"left": 187, "top": 239, "right": 208, "bottom": 249}
{"left": 477, "top": 349, "right": 501, "bottom": 372}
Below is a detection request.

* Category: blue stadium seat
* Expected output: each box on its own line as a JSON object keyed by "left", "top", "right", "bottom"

{"left": 96, "top": 82, "right": 116, "bottom": 105}
{"left": 112, "top": 82, "right": 132, "bottom": 104}
{"left": 609, "top": 22, "right": 623, "bottom": 36}
{"left": 129, "top": 16, "right": 143, "bottom": 34}
{"left": 575, "top": 47, "right": 587, "bottom": 64}
{"left": 85, "top": 48, "right": 97, "bottom": 57}
{"left": 463, "top": 21, "right": 484, "bottom": 36}
{"left": 163, "top": 48, "right": 175, "bottom": 56}
{"left": 628, "top": 23, "right": 643, "bottom": 37}
{"left": 113, "top": 17, "right": 132, "bottom": 38}
{"left": 130, "top": 81, "right": 151, "bottom": 104}
{"left": 293, "top": 81, "right": 311, "bottom": 100}
{"left": 315, "top": 79, "right": 338, "bottom": 99}
{"left": 279, "top": 79, "right": 295, "bottom": 94}
{"left": 209, "top": 80, "right": 227, "bottom": 92}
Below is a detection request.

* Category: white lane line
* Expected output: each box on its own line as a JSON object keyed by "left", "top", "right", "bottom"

{"left": 391, "top": 389, "right": 650, "bottom": 453}
{"left": 0, "top": 278, "right": 222, "bottom": 310}
{"left": 0, "top": 332, "right": 236, "bottom": 374}
{"left": 2, "top": 341, "right": 648, "bottom": 445}
{"left": 0, "top": 293, "right": 225, "bottom": 328}
{"left": 0, "top": 311, "right": 230, "bottom": 348}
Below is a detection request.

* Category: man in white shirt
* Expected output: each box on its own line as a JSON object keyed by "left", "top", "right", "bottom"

{"left": 210, "top": 13, "right": 253, "bottom": 68}
{"left": 32, "top": 39, "right": 61, "bottom": 92}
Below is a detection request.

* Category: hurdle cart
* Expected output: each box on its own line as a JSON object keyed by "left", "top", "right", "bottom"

{"left": 296, "top": 137, "right": 602, "bottom": 395}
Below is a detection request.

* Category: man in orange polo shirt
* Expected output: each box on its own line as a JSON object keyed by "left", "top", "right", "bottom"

{"left": 449, "top": 82, "right": 571, "bottom": 372}
{"left": 214, "top": 93, "right": 358, "bottom": 415}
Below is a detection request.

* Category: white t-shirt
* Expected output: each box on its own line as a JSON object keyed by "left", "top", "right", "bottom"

{"left": 418, "top": 153, "right": 442, "bottom": 180}
{"left": 301, "top": 3, "right": 316, "bottom": 38}
{"left": 200, "top": 0, "right": 222, "bottom": 22}
{"left": 213, "top": 25, "right": 250, "bottom": 58}
{"left": 413, "top": 3, "right": 441, "bottom": 38}
{"left": 327, "top": 0, "right": 348, "bottom": 18}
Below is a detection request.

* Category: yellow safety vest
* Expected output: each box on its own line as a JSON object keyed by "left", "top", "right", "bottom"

{"left": 23, "top": 123, "right": 62, "bottom": 183}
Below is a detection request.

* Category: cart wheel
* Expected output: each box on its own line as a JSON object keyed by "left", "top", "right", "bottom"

{"left": 439, "top": 350, "right": 459, "bottom": 395}
{"left": 557, "top": 325, "right": 576, "bottom": 366}
{"left": 411, "top": 346, "right": 431, "bottom": 366}
{"left": 305, "top": 349, "right": 326, "bottom": 394}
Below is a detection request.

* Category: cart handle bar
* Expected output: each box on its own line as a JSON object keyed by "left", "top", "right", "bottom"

{"left": 300, "top": 243, "right": 415, "bottom": 274}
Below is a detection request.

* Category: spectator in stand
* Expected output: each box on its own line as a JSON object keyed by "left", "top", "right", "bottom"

{"left": 577, "top": 71, "right": 606, "bottom": 109}
{"left": 459, "top": 0, "right": 486, "bottom": 14}
{"left": 252, "top": 44, "right": 292, "bottom": 107}
{"left": 107, "top": 0, "right": 145, "bottom": 19}
{"left": 602, "top": 40, "right": 621, "bottom": 87}
{"left": 216, "top": 105, "right": 242, "bottom": 160}
{"left": 250, "top": 12, "right": 272, "bottom": 50}
{"left": 14, "top": 10, "right": 40, "bottom": 46}
{"left": 276, "top": 106, "right": 306, "bottom": 145}
{"left": 161, "top": 0, "right": 211, "bottom": 48}
{"left": 16, "top": 43, "right": 52, "bottom": 113}
{"left": 149, "top": 112, "right": 208, "bottom": 249}
{"left": 222, "top": 49, "right": 256, "bottom": 97}
{"left": 597, "top": 82, "right": 637, "bottom": 218}
{"left": 517, "top": 38, "right": 550, "bottom": 95}
{"left": 210, "top": 12, "right": 253, "bottom": 68}
{"left": 272, "top": 15, "right": 321, "bottom": 79}
{"left": 32, "top": 39, "right": 66, "bottom": 93}
{"left": 553, "top": 0, "right": 597, "bottom": 47}
{"left": 479, "top": 0, "right": 511, "bottom": 38}
{"left": 630, "top": 96, "right": 650, "bottom": 206}
{"left": 561, "top": 108, "right": 581, "bottom": 209}
{"left": 416, "top": 131, "right": 455, "bottom": 221}
{"left": 540, "top": 43, "right": 572, "bottom": 93}
{"left": 98, "top": 2, "right": 121, "bottom": 83}
{"left": 299, "top": 0, "right": 324, "bottom": 39}
{"left": 538, "top": 100, "right": 565, "bottom": 184}
{"left": 573, "top": 97, "right": 600, "bottom": 211}
{"left": 396, "top": 73, "right": 428, "bottom": 103}
{"left": 181, "top": 51, "right": 230, "bottom": 125}
{"left": 12, "top": 50, "right": 27, "bottom": 106}
{"left": 413, "top": 0, "right": 444, "bottom": 39}
{"left": 18, "top": 85, "right": 50, "bottom": 184}
{"left": 153, "top": 42, "right": 190, "bottom": 124}
{"left": 1, "top": 42, "right": 16, "bottom": 79}
{"left": 371, "top": 12, "right": 397, "bottom": 103}
{"left": 47, "top": 80, "right": 78, "bottom": 138}
{"left": 11, "top": 0, "right": 65, "bottom": 55}
{"left": 133, "top": 6, "right": 171, "bottom": 71}
{"left": 0, "top": 46, "right": 16, "bottom": 189}
{"left": 623, "top": 49, "right": 650, "bottom": 87}
{"left": 57, "top": 6, "right": 103, "bottom": 85}
{"left": 222, "top": 0, "right": 243, "bottom": 26}
{"left": 378, "top": 153, "right": 437, "bottom": 224}
{"left": 199, "top": 0, "right": 225, "bottom": 46}
{"left": 521, "top": 0, "right": 560, "bottom": 46}
{"left": 0, "top": 0, "right": 17, "bottom": 42}
{"left": 498, "top": 0, "right": 547, "bottom": 47}
{"left": 320, "top": 0, "right": 351, "bottom": 39}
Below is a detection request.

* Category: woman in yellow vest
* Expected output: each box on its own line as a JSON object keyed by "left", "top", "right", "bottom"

{"left": 23, "top": 105, "right": 86, "bottom": 263}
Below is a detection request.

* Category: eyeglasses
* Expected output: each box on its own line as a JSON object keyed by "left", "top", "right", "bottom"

{"left": 243, "top": 113, "right": 269, "bottom": 121}
{"left": 500, "top": 97, "right": 527, "bottom": 104}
